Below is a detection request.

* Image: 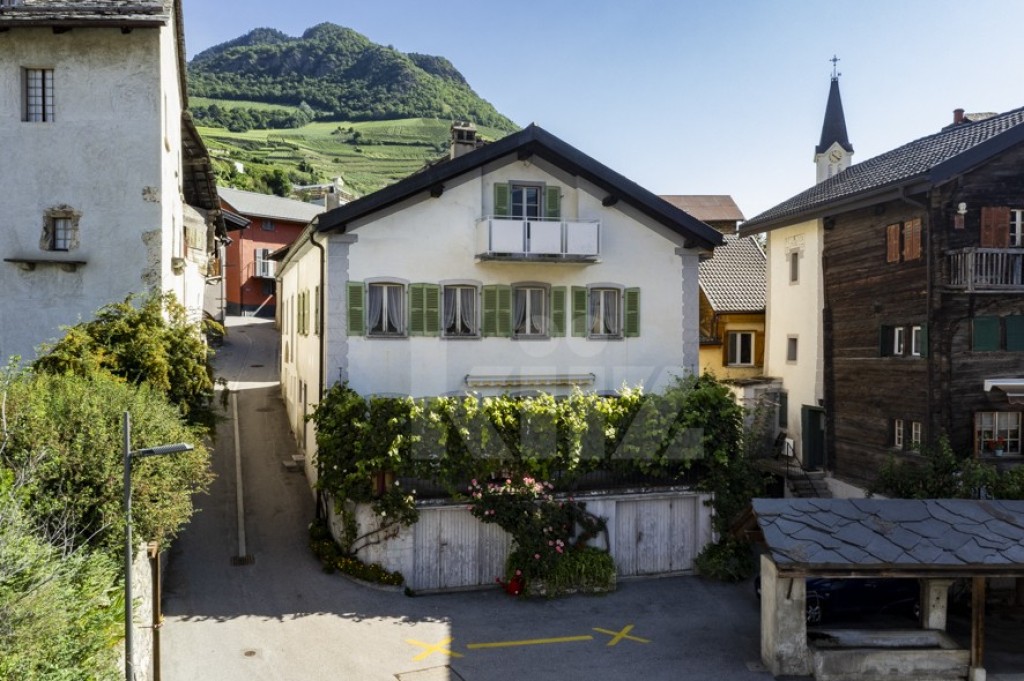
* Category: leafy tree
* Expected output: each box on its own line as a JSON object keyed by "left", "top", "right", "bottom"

{"left": 1, "top": 369, "right": 213, "bottom": 562}
{"left": 0, "top": 468, "right": 122, "bottom": 681}
{"left": 32, "top": 293, "right": 217, "bottom": 430}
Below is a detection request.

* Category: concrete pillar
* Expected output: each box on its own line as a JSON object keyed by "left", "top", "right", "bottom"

{"left": 760, "top": 554, "right": 811, "bottom": 676}
{"left": 921, "top": 578, "right": 955, "bottom": 631}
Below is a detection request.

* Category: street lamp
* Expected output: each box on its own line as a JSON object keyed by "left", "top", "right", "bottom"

{"left": 123, "top": 411, "right": 193, "bottom": 681}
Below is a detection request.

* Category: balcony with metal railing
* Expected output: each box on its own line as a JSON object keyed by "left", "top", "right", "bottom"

{"left": 946, "top": 248, "right": 1024, "bottom": 292}
{"left": 476, "top": 217, "right": 600, "bottom": 262}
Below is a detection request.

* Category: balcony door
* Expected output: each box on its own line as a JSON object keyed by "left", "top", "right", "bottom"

{"left": 510, "top": 184, "right": 542, "bottom": 219}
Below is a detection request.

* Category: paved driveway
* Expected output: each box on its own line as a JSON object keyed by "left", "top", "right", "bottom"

{"left": 161, "top": 317, "right": 769, "bottom": 681}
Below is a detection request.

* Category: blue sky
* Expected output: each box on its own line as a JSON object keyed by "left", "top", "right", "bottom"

{"left": 182, "top": 0, "right": 1024, "bottom": 219}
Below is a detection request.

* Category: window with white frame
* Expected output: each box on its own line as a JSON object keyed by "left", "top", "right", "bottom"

{"left": 368, "top": 282, "right": 405, "bottom": 336}
{"left": 510, "top": 184, "right": 542, "bottom": 219}
{"left": 911, "top": 421, "right": 922, "bottom": 446}
{"left": 911, "top": 325, "right": 923, "bottom": 357}
{"left": 975, "top": 411, "right": 1021, "bottom": 455}
{"left": 443, "top": 285, "right": 478, "bottom": 337}
{"left": 254, "top": 248, "right": 275, "bottom": 277}
{"left": 893, "top": 419, "right": 904, "bottom": 448}
{"left": 513, "top": 285, "right": 547, "bottom": 337}
{"left": 24, "top": 68, "right": 54, "bottom": 122}
{"left": 1011, "top": 209, "right": 1024, "bottom": 248}
{"left": 893, "top": 326, "right": 905, "bottom": 355}
{"left": 727, "top": 331, "right": 754, "bottom": 366}
{"left": 589, "top": 288, "right": 621, "bottom": 337}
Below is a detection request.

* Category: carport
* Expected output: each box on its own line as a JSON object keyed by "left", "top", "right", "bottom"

{"left": 752, "top": 498, "right": 1024, "bottom": 681}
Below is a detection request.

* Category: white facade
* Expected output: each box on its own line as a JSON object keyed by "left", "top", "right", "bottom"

{"left": 279, "top": 145, "right": 713, "bottom": 473}
{"left": 0, "top": 7, "right": 208, "bottom": 363}
{"left": 763, "top": 219, "right": 825, "bottom": 461}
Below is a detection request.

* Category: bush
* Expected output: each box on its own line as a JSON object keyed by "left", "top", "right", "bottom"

{"left": 33, "top": 293, "right": 217, "bottom": 430}
{"left": 0, "top": 469, "right": 122, "bottom": 680}
{"left": 1, "top": 369, "right": 212, "bottom": 563}
{"left": 307, "top": 521, "right": 403, "bottom": 586}
{"left": 694, "top": 537, "right": 757, "bottom": 582}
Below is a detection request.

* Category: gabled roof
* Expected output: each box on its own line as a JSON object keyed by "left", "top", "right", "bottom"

{"left": 659, "top": 195, "right": 744, "bottom": 224}
{"left": 742, "top": 105, "right": 1024, "bottom": 234}
{"left": 698, "top": 234, "right": 765, "bottom": 313}
{"left": 754, "top": 498, "right": 1024, "bottom": 577}
{"left": 219, "top": 186, "right": 324, "bottom": 225}
{"left": 0, "top": 0, "right": 170, "bottom": 27}
{"left": 316, "top": 124, "right": 724, "bottom": 251}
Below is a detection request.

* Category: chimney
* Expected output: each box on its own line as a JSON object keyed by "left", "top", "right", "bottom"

{"left": 450, "top": 121, "right": 477, "bottom": 159}
{"left": 325, "top": 185, "right": 340, "bottom": 210}
{"left": 953, "top": 108, "right": 965, "bottom": 125}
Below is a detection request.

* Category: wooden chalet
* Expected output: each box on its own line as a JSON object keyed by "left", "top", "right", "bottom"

{"left": 742, "top": 107, "right": 1024, "bottom": 488}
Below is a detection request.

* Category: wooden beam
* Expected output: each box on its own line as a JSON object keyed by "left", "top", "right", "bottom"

{"left": 602, "top": 195, "right": 619, "bottom": 207}
{"left": 429, "top": 184, "right": 444, "bottom": 198}
{"left": 970, "top": 576, "right": 986, "bottom": 673}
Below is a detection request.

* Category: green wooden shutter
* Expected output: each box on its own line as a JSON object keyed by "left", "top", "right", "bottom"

{"left": 482, "top": 285, "right": 512, "bottom": 337}
{"left": 550, "top": 286, "right": 566, "bottom": 336}
{"left": 496, "top": 285, "right": 512, "bottom": 337}
{"left": 424, "top": 284, "right": 440, "bottom": 336}
{"left": 571, "top": 286, "right": 588, "bottom": 337}
{"left": 973, "top": 316, "right": 1000, "bottom": 351}
{"left": 1006, "top": 315, "right": 1024, "bottom": 351}
{"left": 624, "top": 288, "right": 640, "bottom": 337}
{"left": 545, "top": 186, "right": 561, "bottom": 220}
{"left": 408, "top": 284, "right": 425, "bottom": 335}
{"left": 347, "top": 281, "right": 365, "bottom": 335}
{"left": 494, "top": 184, "right": 510, "bottom": 217}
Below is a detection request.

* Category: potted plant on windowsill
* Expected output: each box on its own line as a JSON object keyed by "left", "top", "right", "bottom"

{"left": 986, "top": 436, "right": 1006, "bottom": 457}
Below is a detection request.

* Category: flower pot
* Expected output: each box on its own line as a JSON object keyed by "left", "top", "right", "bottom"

{"left": 995, "top": 448, "right": 1004, "bottom": 457}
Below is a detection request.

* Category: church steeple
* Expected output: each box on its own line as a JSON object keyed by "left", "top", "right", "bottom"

{"left": 814, "top": 56, "right": 853, "bottom": 183}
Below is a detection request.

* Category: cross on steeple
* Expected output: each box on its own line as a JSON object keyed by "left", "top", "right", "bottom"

{"left": 830, "top": 55, "right": 841, "bottom": 80}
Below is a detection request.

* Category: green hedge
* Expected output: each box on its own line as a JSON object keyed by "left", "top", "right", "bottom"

{"left": 310, "top": 374, "right": 746, "bottom": 550}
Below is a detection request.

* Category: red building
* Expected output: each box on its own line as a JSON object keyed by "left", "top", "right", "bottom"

{"left": 218, "top": 187, "right": 324, "bottom": 317}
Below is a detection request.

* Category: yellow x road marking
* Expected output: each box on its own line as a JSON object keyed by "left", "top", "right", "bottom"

{"left": 593, "top": 624, "right": 650, "bottom": 647}
{"left": 405, "top": 636, "right": 464, "bottom": 661}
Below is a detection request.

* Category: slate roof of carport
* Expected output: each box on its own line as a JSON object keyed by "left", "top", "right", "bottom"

{"left": 752, "top": 498, "right": 1024, "bottom": 577}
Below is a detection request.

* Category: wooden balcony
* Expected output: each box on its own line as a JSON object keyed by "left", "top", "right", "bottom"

{"left": 946, "top": 248, "right": 1024, "bottom": 292}
{"left": 476, "top": 217, "right": 600, "bottom": 262}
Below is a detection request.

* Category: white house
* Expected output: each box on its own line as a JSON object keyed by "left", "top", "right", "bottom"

{"left": 277, "top": 123, "right": 724, "bottom": 467}
{"left": 745, "top": 72, "right": 853, "bottom": 471}
{"left": 0, "top": 0, "right": 222, "bottom": 364}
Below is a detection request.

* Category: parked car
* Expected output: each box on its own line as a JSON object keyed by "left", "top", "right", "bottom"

{"left": 756, "top": 576, "right": 920, "bottom": 624}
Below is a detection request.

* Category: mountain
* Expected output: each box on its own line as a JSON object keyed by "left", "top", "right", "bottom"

{"left": 188, "top": 23, "right": 517, "bottom": 131}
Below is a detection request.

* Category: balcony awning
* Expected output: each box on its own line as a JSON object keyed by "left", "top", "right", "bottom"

{"left": 983, "top": 378, "right": 1024, "bottom": 403}
{"left": 465, "top": 373, "right": 595, "bottom": 389}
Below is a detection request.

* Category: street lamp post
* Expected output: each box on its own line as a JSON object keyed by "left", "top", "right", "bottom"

{"left": 123, "top": 411, "right": 193, "bottom": 681}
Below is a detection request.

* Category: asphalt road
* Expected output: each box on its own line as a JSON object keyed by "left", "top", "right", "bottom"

{"left": 161, "top": 316, "right": 770, "bottom": 681}
{"left": 160, "top": 316, "right": 1024, "bottom": 681}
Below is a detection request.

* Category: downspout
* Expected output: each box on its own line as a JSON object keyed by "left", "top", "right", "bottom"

{"left": 899, "top": 187, "right": 932, "bottom": 442}
{"left": 309, "top": 224, "right": 326, "bottom": 400}
{"left": 309, "top": 224, "right": 328, "bottom": 521}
